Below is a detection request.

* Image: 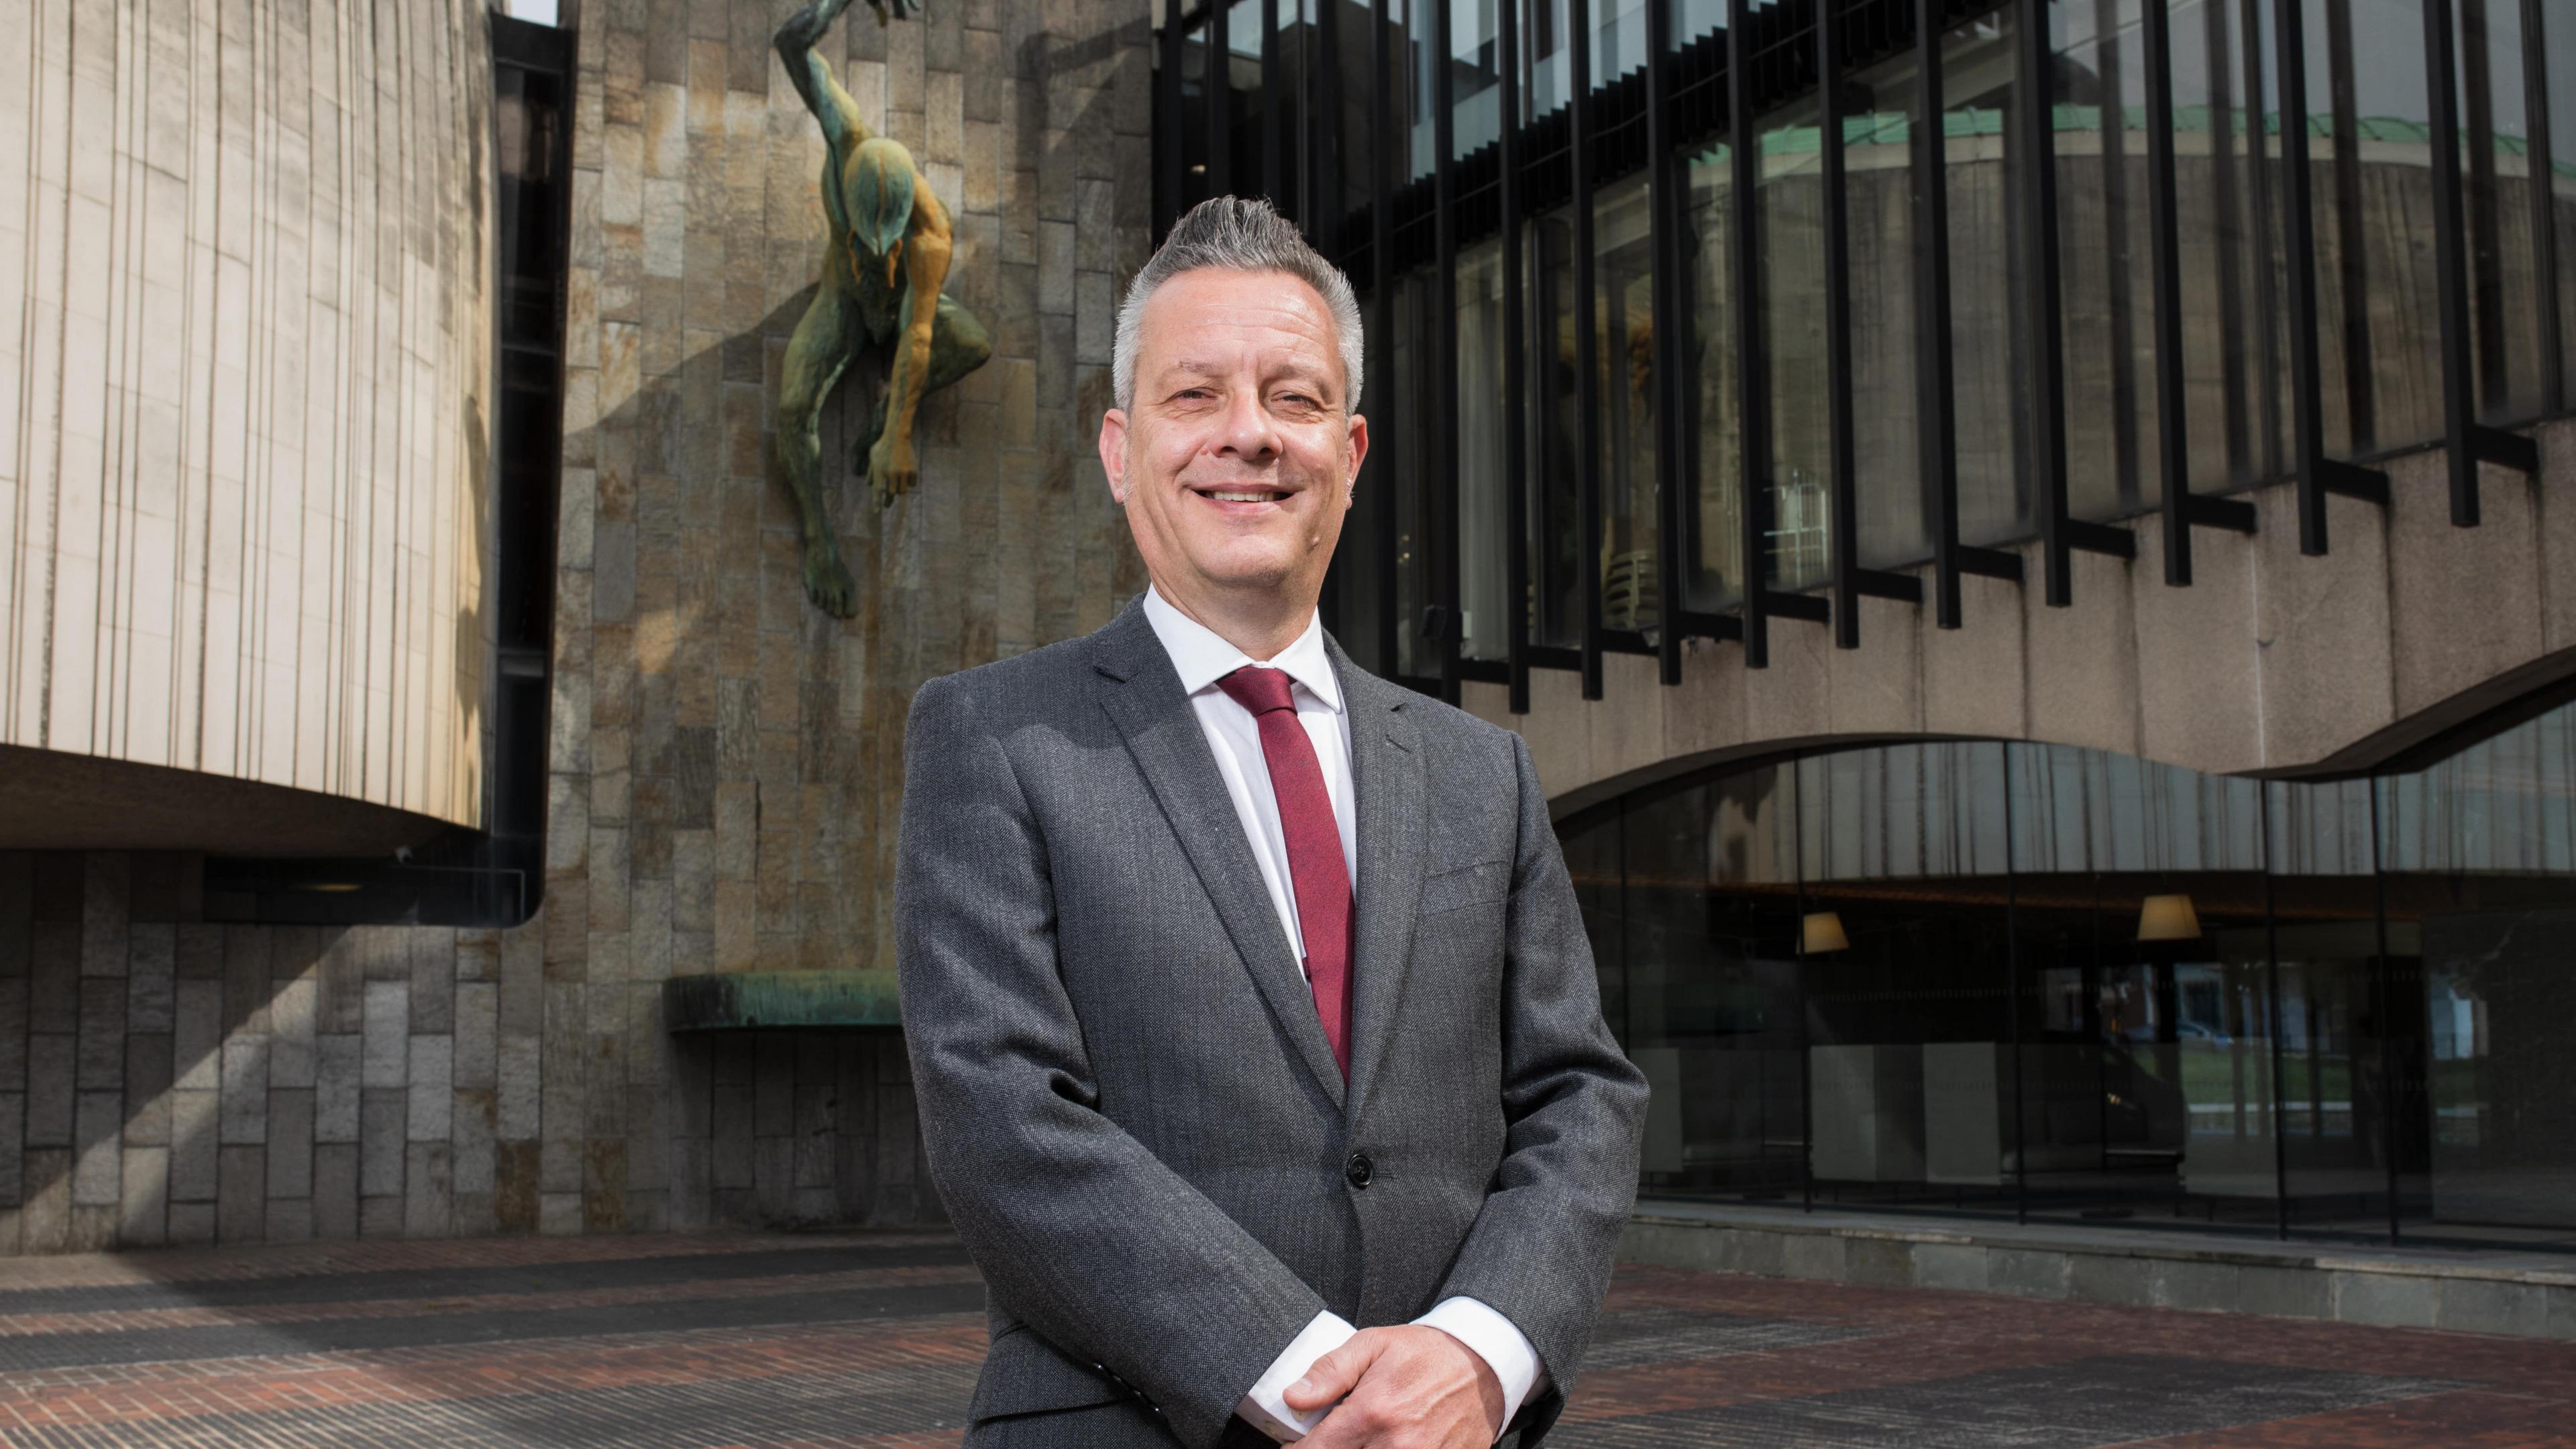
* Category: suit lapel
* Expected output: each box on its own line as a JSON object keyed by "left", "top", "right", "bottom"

{"left": 1092, "top": 605, "right": 1348, "bottom": 1109}
{"left": 1331, "top": 637, "right": 1426, "bottom": 1120}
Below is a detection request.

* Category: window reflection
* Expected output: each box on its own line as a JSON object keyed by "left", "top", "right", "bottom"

{"left": 1458, "top": 240, "right": 1513, "bottom": 661}
{"left": 1680, "top": 138, "right": 1746, "bottom": 610}
{"left": 1758, "top": 90, "right": 1833, "bottom": 590}
{"left": 1594, "top": 176, "right": 1659, "bottom": 633}
{"left": 2054, "top": 0, "right": 2161, "bottom": 525}
{"left": 1939, "top": 14, "right": 2036, "bottom": 547}
{"left": 1572, "top": 697, "right": 2576, "bottom": 1249}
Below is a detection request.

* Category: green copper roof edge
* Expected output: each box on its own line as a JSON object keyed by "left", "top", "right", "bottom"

{"left": 662, "top": 969, "right": 904, "bottom": 1031}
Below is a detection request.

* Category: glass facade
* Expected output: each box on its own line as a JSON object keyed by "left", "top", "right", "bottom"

{"left": 1560, "top": 696, "right": 2576, "bottom": 1250}
{"left": 1152, "top": 0, "right": 2576, "bottom": 696}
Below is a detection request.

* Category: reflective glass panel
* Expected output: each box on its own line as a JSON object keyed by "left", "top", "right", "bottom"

{"left": 1680, "top": 134, "right": 1746, "bottom": 610}
{"left": 2171, "top": 0, "right": 2286, "bottom": 492}
{"left": 2303, "top": 0, "right": 2445, "bottom": 456}
{"left": 1845, "top": 49, "right": 1928, "bottom": 570}
{"left": 1458, "top": 239, "right": 1513, "bottom": 661}
{"left": 1937, "top": 14, "right": 2036, "bottom": 547}
{"left": 2054, "top": 0, "right": 2161, "bottom": 524}
{"left": 1758, "top": 88, "right": 1832, "bottom": 590}
{"left": 2553, "top": 6, "right": 2576, "bottom": 410}
{"left": 1528, "top": 207, "right": 1584, "bottom": 649}
{"left": 1626, "top": 770, "right": 1803, "bottom": 1197}
{"left": 2453, "top": 0, "right": 2548, "bottom": 427}
{"left": 1593, "top": 175, "right": 1659, "bottom": 633}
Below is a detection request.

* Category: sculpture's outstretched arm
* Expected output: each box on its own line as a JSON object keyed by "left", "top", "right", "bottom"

{"left": 866, "top": 187, "right": 954, "bottom": 505}
{"left": 774, "top": 0, "right": 873, "bottom": 155}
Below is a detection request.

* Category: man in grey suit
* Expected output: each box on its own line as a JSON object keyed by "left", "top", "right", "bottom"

{"left": 896, "top": 197, "right": 1646, "bottom": 1448}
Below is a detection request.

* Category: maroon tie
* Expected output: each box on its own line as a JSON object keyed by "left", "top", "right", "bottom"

{"left": 1216, "top": 665, "right": 1352, "bottom": 1079}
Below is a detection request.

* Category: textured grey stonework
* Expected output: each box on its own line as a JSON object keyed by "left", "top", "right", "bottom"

{"left": 1621, "top": 1210, "right": 2576, "bottom": 1342}
{"left": 0, "top": 0, "right": 1150, "bottom": 1256}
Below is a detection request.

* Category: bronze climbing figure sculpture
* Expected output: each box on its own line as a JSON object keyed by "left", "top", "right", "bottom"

{"left": 773, "top": 0, "right": 991, "bottom": 616}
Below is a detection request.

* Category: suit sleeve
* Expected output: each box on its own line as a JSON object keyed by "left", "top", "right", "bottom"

{"left": 894, "top": 674, "right": 1326, "bottom": 1448}
{"left": 1433, "top": 731, "right": 1649, "bottom": 1438}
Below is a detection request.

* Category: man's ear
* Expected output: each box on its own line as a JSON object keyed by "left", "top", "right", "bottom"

{"left": 1342, "top": 413, "right": 1369, "bottom": 507}
{"left": 1098, "top": 407, "right": 1130, "bottom": 503}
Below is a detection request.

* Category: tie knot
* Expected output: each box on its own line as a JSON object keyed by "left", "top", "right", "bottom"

{"left": 1216, "top": 665, "right": 1299, "bottom": 716}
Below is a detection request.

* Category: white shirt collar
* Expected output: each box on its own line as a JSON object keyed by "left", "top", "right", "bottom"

{"left": 1140, "top": 584, "right": 1344, "bottom": 714}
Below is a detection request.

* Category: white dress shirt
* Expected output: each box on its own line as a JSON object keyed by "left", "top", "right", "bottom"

{"left": 1139, "top": 586, "right": 1546, "bottom": 1443}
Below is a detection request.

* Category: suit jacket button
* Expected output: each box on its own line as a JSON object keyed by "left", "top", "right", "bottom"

{"left": 1346, "top": 1153, "right": 1373, "bottom": 1189}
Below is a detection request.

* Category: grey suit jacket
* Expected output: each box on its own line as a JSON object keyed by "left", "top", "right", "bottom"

{"left": 895, "top": 597, "right": 1648, "bottom": 1449}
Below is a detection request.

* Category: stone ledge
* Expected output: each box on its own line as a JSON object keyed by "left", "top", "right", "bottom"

{"left": 1622, "top": 1199, "right": 2576, "bottom": 1342}
{"left": 660, "top": 971, "right": 904, "bottom": 1031}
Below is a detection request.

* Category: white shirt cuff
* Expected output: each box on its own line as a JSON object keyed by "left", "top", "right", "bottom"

{"left": 1236, "top": 1309, "right": 1357, "bottom": 1442}
{"left": 1413, "top": 1295, "right": 1547, "bottom": 1440}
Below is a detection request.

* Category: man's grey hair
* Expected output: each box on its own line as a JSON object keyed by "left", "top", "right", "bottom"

{"left": 1112, "top": 196, "right": 1366, "bottom": 414}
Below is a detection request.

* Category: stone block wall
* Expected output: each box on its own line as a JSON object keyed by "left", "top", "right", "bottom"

{"left": 0, "top": 0, "right": 1154, "bottom": 1255}
{"left": 0, "top": 851, "right": 930, "bottom": 1251}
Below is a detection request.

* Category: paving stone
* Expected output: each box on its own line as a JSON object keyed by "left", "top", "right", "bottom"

{"left": 1913, "top": 1242, "right": 1990, "bottom": 1293}
{"left": 71, "top": 1093, "right": 122, "bottom": 1206}
{"left": 2337, "top": 1271, "right": 2442, "bottom": 1331}
{"left": 1986, "top": 1246, "right": 2071, "bottom": 1299}
{"left": 167, "top": 1089, "right": 219, "bottom": 1202}
{"left": 360, "top": 981, "right": 409, "bottom": 1087}
{"left": 219, "top": 1035, "right": 268, "bottom": 1143}
{"left": 117, "top": 1144, "right": 167, "bottom": 1246}
{"left": 2072, "top": 1252, "right": 2159, "bottom": 1308}
{"left": 2435, "top": 1277, "right": 2551, "bottom": 1338}
{"left": 264, "top": 1091, "right": 313, "bottom": 1199}
{"left": 1782, "top": 1232, "right": 1849, "bottom": 1284}
{"left": 311, "top": 1142, "right": 360, "bottom": 1241}
{"left": 360, "top": 1091, "right": 409, "bottom": 1198}
{"left": 2239, "top": 1263, "right": 2334, "bottom": 1321}
{"left": 24, "top": 1036, "right": 72, "bottom": 1147}
{"left": 408, "top": 1037, "right": 453, "bottom": 1140}
{"left": 315, "top": 1034, "right": 362, "bottom": 1142}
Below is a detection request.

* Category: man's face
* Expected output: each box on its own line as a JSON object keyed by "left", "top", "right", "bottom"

{"left": 1098, "top": 268, "right": 1367, "bottom": 616}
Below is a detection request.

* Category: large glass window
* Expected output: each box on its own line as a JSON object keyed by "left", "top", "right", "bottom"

{"left": 1939, "top": 13, "right": 2037, "bottom": 547}
{"left": 2054, "top": 0, "right": 2161, "bottom": 524}
{"left": 1846, "top": 48, "right": 1928, "bottom": 570}
{"left": 1758, "top": 89, "right": 1833, "bottom": 590}
{"left": 1205, "top": 0, "right": 2576, "bottom": 678}
{"left": 1679, "top": 138, "right": 1746, "bottom": 610}
{"left": 1529, "top": 205, "right": 1585, "bottom": 650}
{"left": 2172, "top": 0, "right": 2284, "bottom": 492}
{"left": 1572, "top": 693, "right": 2576, "bottom": 1251}
{"left": 2552, "top": 6, "right": 2576, "bottom": 411}
{"left": 2305, "top": 0, "right": 2445, "bottom": 458}
{"left": 1594, "top": 176, "right": 1659, "bottom": 633}
{"left": 1458, "top": 239, "right": 1513, "bottom": 661}
{"left": 2451, "top": 0, "right": 2547, "bottom": 427}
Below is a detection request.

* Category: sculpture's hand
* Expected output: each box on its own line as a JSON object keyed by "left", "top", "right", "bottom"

{"left": 863, "top": 0, "right": 921, "bottom": 21}
{"left": 869, "top": 433, "right": 920, "bottom": 508}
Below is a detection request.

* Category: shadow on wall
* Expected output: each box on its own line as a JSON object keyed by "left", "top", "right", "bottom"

{"left": 0, "top": 851, "right": 938, "bottom": 1257}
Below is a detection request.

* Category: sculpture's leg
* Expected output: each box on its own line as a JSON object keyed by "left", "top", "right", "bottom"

{"left": 852, "top": 292, "right": 996, "bottom": 469}
{"left": 779, "top": 270, "right": 863, "bottom": 618}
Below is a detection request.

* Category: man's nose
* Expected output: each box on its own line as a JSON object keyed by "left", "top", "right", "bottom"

{"left": 1216, "top": 386, "right": 1281, "bottom": 462}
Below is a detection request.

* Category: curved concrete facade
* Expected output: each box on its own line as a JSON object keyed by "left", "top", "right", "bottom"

{"left": 1477, "top": 419, "right": 2576, "bottom": 817}
{"left": 1, "top": 0, "right": 495, "bottom": 831}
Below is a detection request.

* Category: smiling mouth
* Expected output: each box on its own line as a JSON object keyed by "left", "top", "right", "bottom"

{"left": 1192, "top": 486, "right": 1291, "bottom": 504}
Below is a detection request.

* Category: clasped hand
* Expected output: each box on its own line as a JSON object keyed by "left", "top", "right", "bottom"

{"left": 1281, "top": 1325, "right": 1505, "bottom": 1448}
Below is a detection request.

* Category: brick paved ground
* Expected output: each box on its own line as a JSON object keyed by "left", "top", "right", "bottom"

{"left": 0, "top": 1231, "right": 2568, "bottom": 1446}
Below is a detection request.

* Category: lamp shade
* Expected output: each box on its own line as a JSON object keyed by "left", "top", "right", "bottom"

{"left": 1801, "top": 911, "right": 1849, "bottom": 955}
{"left": 2137, "top": 893, "right": 2202, "bottom": 942}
